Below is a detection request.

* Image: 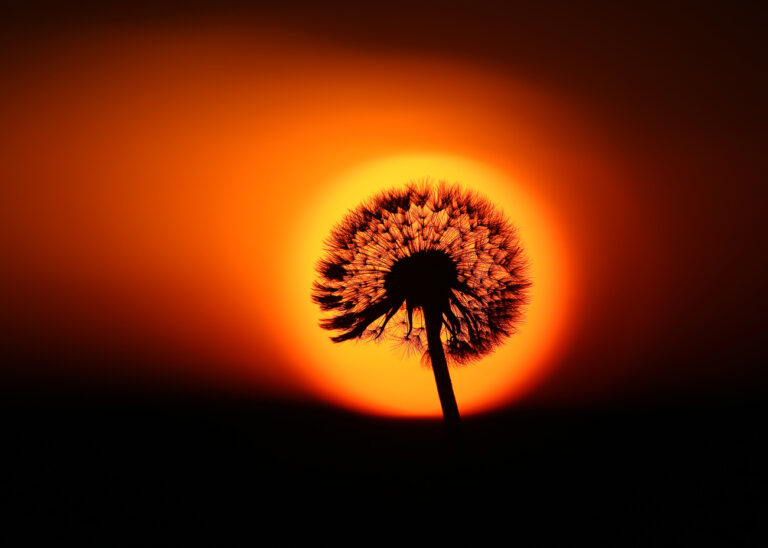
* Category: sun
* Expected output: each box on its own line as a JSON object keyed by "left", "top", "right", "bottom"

{"left": 275, "top": 153, "right": 574, "bottom": 417}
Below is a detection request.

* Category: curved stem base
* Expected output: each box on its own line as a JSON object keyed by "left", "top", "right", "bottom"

{"left": 423, "top": 306, "right": 461, "bottom": 431}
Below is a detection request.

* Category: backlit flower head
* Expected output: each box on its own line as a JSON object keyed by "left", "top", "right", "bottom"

{"left": 312, "top": 182, "right": 531, "bottom": 364}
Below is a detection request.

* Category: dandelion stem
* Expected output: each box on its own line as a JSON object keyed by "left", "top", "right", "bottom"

{"left": 424, "top": 306, "right": 461, "bottom": 432}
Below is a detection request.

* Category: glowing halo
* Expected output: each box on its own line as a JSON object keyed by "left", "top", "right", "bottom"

{"left": 279, "top": 153, "right": 575, "bottom": 417}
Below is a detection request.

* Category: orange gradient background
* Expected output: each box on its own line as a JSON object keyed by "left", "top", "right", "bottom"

{"left": 1, "top": 23, "right": 660, "bottom": 415}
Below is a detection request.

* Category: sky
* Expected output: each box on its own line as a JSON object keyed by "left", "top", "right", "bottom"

{"left": 1, "top": 1, "right": 766, "bottom": 416}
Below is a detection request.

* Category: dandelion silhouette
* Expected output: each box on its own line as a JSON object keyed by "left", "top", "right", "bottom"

{"left": 312, "top": 182, "right": 531, "bottom": 429}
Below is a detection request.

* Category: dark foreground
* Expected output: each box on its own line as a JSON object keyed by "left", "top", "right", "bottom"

{"left": 4, "top": 391, "right": 766, "bottom": 542}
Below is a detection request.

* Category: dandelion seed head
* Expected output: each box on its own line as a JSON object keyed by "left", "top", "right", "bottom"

{"left": 312, "top": 182, "right": 531, "bottom": 364}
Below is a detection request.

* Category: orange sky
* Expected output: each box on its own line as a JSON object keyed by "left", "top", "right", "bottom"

{"left": 4, "top": 20, "right": 740, "bottom": 415}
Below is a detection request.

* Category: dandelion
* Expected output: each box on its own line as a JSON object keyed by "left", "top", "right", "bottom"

{"left": 312, "top": 182, "right": 531, "bottom": 429}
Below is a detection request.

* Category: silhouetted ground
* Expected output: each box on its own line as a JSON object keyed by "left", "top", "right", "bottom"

{"left": 3, "top": 389, "right": 766, "bottom": 542}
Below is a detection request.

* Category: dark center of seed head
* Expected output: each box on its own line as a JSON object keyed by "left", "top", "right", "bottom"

{"left": 384, "top": 249, "right": 458, "bottom": 310}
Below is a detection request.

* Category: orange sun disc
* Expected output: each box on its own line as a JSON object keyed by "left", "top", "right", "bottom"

{"left": 278, "top": 153, "right": 575, "bottom": 417}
